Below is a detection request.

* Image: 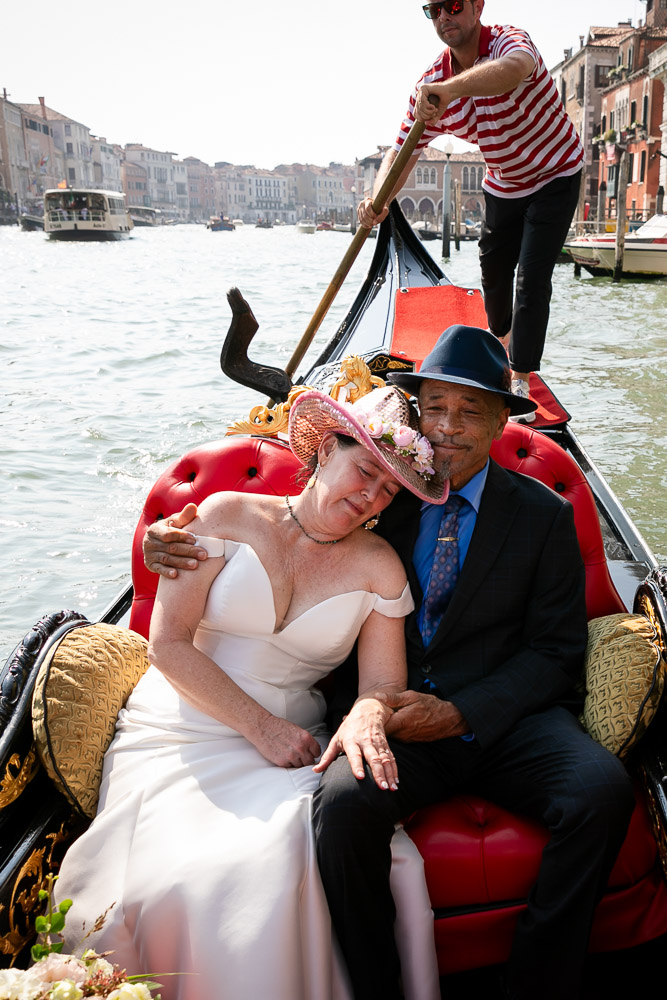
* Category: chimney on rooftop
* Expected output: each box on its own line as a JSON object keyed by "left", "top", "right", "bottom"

{"left": 38, "top": 96, "right": 46, "bottom": 117}
{"left": 579, "top": 36, "right": 584, "bottom": 48}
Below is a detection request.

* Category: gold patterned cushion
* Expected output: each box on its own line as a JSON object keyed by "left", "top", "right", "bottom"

{"left": 32, "top": 623, "right": 150, "bottom": 819}
{"left": 581, "top": 613, "right": 665, "bottom": 758}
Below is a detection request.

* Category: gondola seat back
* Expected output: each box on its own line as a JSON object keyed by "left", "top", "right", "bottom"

{"left": 130, "top": 437, "right": 303, "bottom": 639}
{"left": 489, "top": 423, "right": 625, "bottom": 620}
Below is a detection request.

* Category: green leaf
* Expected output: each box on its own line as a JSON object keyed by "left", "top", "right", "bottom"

{"left": 51, "top": 942, "right": 64, "bottom": 953}
{"left": 34, "top": 915, "right": 48, "bottom": 933}
{"left": 38, "top": 889, "right": 49, "bottom": 901}
{"left": 50, "top": 912, "right": 65, "bottom": 933}
{"left": 59, "top": 899, "right": 74, "bottom": 914}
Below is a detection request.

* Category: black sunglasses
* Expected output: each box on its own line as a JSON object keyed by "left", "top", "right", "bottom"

{"left": 423, "top": 0, "right": 471, "bottom": 19}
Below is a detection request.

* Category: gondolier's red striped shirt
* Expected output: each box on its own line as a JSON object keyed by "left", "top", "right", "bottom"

{"left": 394, "top": 24, "right": 584, "bottom": 198}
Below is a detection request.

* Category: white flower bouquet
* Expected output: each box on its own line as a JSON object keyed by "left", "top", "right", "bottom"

{"left": 0, "top": 879, "right": 162, "bottom": 1000}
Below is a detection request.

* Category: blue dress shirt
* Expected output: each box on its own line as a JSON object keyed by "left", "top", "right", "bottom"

{"left": 413, "top": 460, "right": 490, "bottom": 632}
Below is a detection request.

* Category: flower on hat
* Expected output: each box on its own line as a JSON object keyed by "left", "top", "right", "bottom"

{"left": 356, "top": 406, "right": 435, "bottom": 480}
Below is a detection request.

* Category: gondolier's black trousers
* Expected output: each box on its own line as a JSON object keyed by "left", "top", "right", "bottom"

{"left": 313, "top": 704, "right": 633, "bottom": 1000}
{"left": 479, "top": 170, "right": 582, "bottom": 373}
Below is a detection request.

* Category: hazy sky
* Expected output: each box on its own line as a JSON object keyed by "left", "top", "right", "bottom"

{"left": 3, "top": 0, "right": 647, "bottom": 168}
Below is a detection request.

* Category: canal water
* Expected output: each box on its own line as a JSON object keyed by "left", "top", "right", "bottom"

{"left": 2, "top": 223, "right": 666, "bottom": 661}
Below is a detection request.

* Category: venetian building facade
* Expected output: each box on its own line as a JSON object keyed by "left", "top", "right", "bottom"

{"left": 648, "top": 40, "right": 667, "bottom": 204}
{"left": 184, "top": 156, "right": 216, "bottom": 221}
{"left": 595, "top": 4, "right": 667, "bottom": 220}
{"left": 356, "top": 146, "right": 485, "bottom": 226}
{"left": 91, "top": 137, "right": 122, "bottom": 191}
{"left": 214, "top": 163, "right": 249, "bottom": 221}
{"left": 19, "top": 102, "right": 96, "bottom": 189}
{"left": 552, "top": 25, "right": 632, "bottom": 215}
{"left": 0, "top": 92, "right": 30, "bottom": 202}
{"left": 124, "top": 144, "right": 184, "bottom": 217}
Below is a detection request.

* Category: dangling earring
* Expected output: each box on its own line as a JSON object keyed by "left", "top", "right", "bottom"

{"left": 307, "top": 462, "right": 320, "bottom": 489}
{"left": 364, "top": 513, "right": 381, "bottom": 531}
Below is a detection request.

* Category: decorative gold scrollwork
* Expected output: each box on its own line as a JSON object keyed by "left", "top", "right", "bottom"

{"left": 329, "top": 355, "right": 385, "bottom": 403}
{"left": 0, "top": 748, "right": 40, "bottom": 812}
{"left": 226, "top": 385, "right": 313, "bottom": 437}
{"left": 367, "top": 356, "right": 414, "bottom": 373}
{"left": 636, "top": 593, "right": 666, "bottom": 657}
{"left": 639, "top": 768, "right": 667, "bottom": 880}
{"left": 0, "top": 824, "right": 72, "bottom": 964}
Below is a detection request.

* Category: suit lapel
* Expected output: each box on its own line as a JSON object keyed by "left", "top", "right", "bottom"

{"left": 428, "top": 461, "right": 519, "bottom": 651}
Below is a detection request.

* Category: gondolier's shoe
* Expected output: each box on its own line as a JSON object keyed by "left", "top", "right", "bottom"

{"left": 509, "top": 379, "right": 536, "bottom": 423}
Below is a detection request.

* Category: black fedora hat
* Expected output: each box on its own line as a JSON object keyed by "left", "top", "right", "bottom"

{"left": 388, "top": 325, "right": 537, "bottom": 417}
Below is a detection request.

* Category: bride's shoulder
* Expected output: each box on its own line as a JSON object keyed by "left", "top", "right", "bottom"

{"left": 359, "top": 530, "right": 407, "bottom": 598}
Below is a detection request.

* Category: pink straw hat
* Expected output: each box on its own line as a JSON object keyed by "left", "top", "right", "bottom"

{"left": 288, "top": 386, "right": 449, "bottom": 504}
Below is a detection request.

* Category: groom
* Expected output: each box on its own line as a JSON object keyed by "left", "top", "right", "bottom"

{"left": 143, "top": 326, "right": 633, "bottom": 1000}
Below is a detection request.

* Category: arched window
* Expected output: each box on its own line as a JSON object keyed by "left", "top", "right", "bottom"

{"left": 463, "top": 166, "right": 469, "bottom": 190}
{"left": 430, "top": 168, "right": 436, "bottom": 185}
{"left": 418, "top": 197, "right": 435, "bottom": 219}
{"left": 416, "top": 167, "right": 423, "bottom": 185}
{"left": 477, "top": 166, "right": 484, "bottom": 189}
{"left": 401, "top": 197, "right": 416, "bottom": 218}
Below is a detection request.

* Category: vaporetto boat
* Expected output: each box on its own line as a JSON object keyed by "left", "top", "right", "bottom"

{"left": 1, "top": 205, "right": 666, "bottom": 987}
{"left": 44, "top": 188, "right": 133, "bottom": 241}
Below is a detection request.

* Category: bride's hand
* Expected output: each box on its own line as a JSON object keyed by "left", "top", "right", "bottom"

{"left": 251, "top": 715, "right": 322, "bottom": 768}
{"left": 314, "top": 698, "right": 398, "bottom": 791}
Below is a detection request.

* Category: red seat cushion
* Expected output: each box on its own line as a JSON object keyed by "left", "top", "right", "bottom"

{"left": 130, "top": 437, "right": 303, "bottom": 638}
{"left": 406, "top": 785, "right": 667, "bottom": 974}
{"left": 490, "top": 423, "right": 625, "bottom": 620}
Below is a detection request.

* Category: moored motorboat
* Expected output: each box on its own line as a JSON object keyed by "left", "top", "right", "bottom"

{"left": 297, "top": 219, "right": 316, "bottom": 234}
{"left": 1, "top": 204, "right": 666, "bottom": 986}
{"left": 44, "top": 188, "right": 133, "bottom": 241}
{"left": 564, "top": 214, "right": 667, "bottom": 277}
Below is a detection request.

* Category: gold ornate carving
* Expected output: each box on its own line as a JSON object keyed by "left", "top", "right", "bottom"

{"left": 636, "top": 593, "right": 666, "bottom": 656}
{"left": 0, "top": 824, "right": 71, "bottom": 963}
{"left": 226, "top": 385, "right": 313, "bottom": 437}
{"left": 367, "top": 356, "right": 413, "bottom": 372}
{"left": 225, "top": 353, "right": 415, "bottom": 438}
{"left": 0, "top": 748, "right": 40, "bottom": 811}
{"left": 639, "top": 768, "right": 667, "bottom": 880}
{"left": 329, "top": 355, "right": 385, "bottom": 403}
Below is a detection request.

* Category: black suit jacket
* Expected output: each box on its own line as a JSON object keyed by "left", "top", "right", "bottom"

{"left": 373, "top": 459, "right": 588, "bottom": 749}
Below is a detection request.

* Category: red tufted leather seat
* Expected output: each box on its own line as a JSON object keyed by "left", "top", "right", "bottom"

{"left": 129, "top": 424, "right": 667, "bottom": 974}
{"left": 130, "top": 437, "right": 303, "bottom": 639}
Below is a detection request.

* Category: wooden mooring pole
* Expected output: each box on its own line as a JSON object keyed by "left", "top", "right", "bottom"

{"left": 613, "top": 149, "right": 629, "bottom": 284}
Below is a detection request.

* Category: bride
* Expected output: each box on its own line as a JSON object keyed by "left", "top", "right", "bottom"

{"left": 56, "top": 386, "right": 448, "bottom": 1000}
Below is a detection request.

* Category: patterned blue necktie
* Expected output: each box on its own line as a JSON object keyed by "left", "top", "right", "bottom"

{"left": 421, "top": 495, "right": 466, "bottom": 646}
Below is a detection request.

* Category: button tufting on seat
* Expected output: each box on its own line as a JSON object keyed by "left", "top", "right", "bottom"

{"left": 517, "top": 447, "right": 528, "bottom": 458}
{"left": 247, "top": 467, "right": 258, "bottom": 477}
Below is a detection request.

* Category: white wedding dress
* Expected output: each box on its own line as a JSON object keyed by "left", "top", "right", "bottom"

{"left": 57, "top": 539, "right": 439, "bottom": 1000}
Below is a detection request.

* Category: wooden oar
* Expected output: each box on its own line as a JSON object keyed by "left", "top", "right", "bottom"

{"left": 282, "top": 109, "right": 435, "bottom": 383}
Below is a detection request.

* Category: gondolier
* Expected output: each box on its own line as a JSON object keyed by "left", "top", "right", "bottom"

{"left": 359, "top": 0, "right": 584, "bottom": 418}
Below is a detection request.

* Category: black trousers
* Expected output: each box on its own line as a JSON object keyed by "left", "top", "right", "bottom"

{"left": 313, "top": 705, "right": 633, "bottom": 1000}
{"left": 479, "top": 170, "right": 582, "bottom": 373}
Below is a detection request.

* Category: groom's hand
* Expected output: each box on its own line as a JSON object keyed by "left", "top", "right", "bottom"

{"left": 382, "top": 691, "right": 469, "bottom": 742}
{"left": 314, "top": 698, "right": 398, "bottom": 791}
{"left": 143, "top": 503, "right": 207, "bottom": 578}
